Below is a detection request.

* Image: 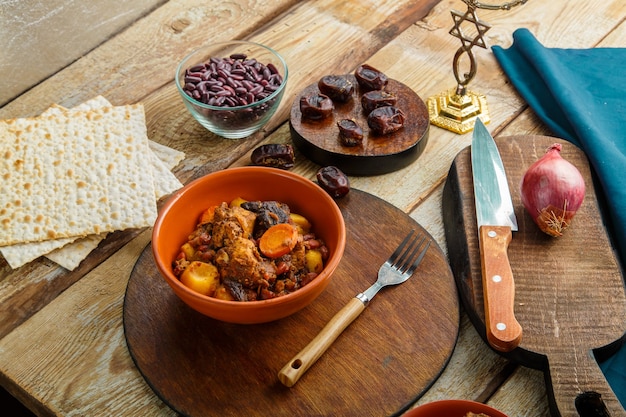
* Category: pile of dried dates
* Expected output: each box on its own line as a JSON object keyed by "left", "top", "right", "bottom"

{"left": 299, "top": 65, "right": 406, "bottom": 147}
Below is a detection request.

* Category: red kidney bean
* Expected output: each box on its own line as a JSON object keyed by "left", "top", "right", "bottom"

{"left": 267, "top": 63, "right": 279, "bottom": 75}
{"left": 189, "top": 64, "right": 205, "bottom": 73}
{"left": 184, "top": 75, "right": 202, "bottom": 84}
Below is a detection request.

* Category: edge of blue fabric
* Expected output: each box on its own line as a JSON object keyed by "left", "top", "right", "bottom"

{"left": 492, "top": 28, "right": 626, "bottom": 407}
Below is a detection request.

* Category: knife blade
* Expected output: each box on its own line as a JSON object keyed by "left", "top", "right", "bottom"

{"left": 471, "top": 118, "right": 522, "bottom": 352}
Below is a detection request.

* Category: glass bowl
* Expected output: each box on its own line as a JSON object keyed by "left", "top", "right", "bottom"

{"left": 175, "top": 40, "right": 288, "bottom": 139}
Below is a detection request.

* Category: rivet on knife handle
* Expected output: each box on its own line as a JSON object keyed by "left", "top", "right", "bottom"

{"left": 479, "top": 225, "right": 522, "bottom": 352}
{"left": 278, "top": 297, "right": 365, "bottom": 387}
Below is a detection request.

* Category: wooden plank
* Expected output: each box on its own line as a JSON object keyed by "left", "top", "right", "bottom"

{"left": 0, "top": 0, "right": 167, "bottom": 106}
{"left": 0, "top": 230, "right": 178, "bottom": 417}
{"left": 410, "top": 314, "right": 511, "bottom": 405}
{"left": 489, "top": 366, "right": 551, "bottom": 417}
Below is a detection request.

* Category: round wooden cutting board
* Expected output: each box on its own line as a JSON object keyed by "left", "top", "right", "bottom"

{"left": 442, "top": 136, "right": 626, "bottom": 416}
{"left": 123, "top": 189, "right": 459, "bottom": 417}
{"left": 290, "top": 75, "right": 429, "bottom": 176}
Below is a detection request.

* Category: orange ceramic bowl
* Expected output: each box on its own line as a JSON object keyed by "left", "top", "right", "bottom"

{"left": 152, "top": 166, "right": 346, "bottom": 324}
{"left": 405, "top": 400, "right": 508, "bottom": 417}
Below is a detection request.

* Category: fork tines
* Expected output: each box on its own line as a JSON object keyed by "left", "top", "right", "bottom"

{"left": 388, "top": 230, "right": 431, "bottom": 275}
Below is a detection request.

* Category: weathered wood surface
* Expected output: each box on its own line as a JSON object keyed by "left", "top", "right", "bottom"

{"left": 0, "top": 0, "right": 168, "bottom": 106}
{"left": 0, "top": 0, "right": 625, "bottom": 416}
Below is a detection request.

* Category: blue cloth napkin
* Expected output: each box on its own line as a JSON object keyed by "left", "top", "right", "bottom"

{"left": 492, "top": 28, "right": 626, "bottom": 406}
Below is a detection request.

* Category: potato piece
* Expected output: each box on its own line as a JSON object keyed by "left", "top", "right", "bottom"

{"left": 305, "top": 249, "right": 324, "bottom": 274}
{"left": 180, "top": 261, "right": 220, "bottom": 296}
{"left": 214, "top": 285, "right": 235, "bottom": 301}
{"left": 180, "top": 242, "right": 196, "bottom": 260}
{"left": 230, "top": 197, "right": 248, "bottom": 208}
{"left": 290, "top": 213, "right": 312, "bottom": 234}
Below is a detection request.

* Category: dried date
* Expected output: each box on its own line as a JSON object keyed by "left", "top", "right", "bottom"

{"left": 354, "top": 64, "right": 388, "bottom": 91}
{"left": 250, "top": 144, "right": 295, "bottom": 169}
{"left": 316, "top": 166, "right": 350, "bottom": 198}
{"left": 318, "top": 75, "right": 354, "bottom": 102}
{"left": 300, "top": 92, "right": 334, "bottom": 120}
{"left": 367, "top": 106, "right": 405, "bottom": 135}
{"left": 241, "top": 200, "right": 291, "bottom": 238}
{"left": 337, "top": 119, "right": 363, "bottom": 147}
{"left": 361, "top": 90, "right": 397, "bottom": 113}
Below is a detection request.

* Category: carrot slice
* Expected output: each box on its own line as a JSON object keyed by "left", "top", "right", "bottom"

{"left": 198, "top": 205, "right": 218, "bottom": 224}
{"left": 259, "top": 223, "right": 299, "bottom": 258}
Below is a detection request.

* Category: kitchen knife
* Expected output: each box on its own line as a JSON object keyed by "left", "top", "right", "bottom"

{"left": 471, "top": 118, "right": 522, "bottom": 352}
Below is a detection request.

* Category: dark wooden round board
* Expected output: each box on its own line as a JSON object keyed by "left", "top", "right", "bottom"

{"left": 442, "top": 136, "right": 626, "bottom": 416}
{"left": 123, "top": 189, "right": 459, "bottom": 417}
{"left": 289, "top": 74, "right": 429, "bottom": 176}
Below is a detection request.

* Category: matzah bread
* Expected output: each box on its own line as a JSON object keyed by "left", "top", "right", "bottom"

{"left": 52, "top": 97, "right": 186, "bottom": 170}
{"left": 45, "top": 234, "right": 107, "bottom": 270}
{"left": 0, "top": 97, "right": 185, "bottom": 270}
{"left": 0, "top": 236, "right": 79, "bottom": 268}
{"left": 40, "top": 98, "right": 184, "bottom": 199}
{"left": 149, "top": 140, "right": 186, "bottom": 171}
{"left": 0, "top": 104, "right": 158, "bottom": 246}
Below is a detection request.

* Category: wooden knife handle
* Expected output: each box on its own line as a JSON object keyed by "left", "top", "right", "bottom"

{"left": 479, "top": 225, "right": 522, "bottom": 352}
{"left": 278, "top": 297, "right": 365, "bottom": 387}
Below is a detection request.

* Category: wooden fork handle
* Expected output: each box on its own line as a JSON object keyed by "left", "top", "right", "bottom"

{"left": 278, "top": 297, "right": 365, "bottom": 387}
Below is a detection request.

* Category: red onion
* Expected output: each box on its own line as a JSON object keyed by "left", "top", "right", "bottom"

{"left": 520, "top": 143, "right": 585, "bottom": 237}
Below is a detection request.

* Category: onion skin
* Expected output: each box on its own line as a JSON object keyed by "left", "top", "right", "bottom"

{"left": 520, "top": 143, "right": 586, "bottom": 237}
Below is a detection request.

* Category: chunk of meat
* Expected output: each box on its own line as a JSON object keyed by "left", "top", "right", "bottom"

{"left": 214, "top": 236, "right": 277, "bottom": 290}
{"left": 211, "top": 203, "right": 256, "bottom": 247}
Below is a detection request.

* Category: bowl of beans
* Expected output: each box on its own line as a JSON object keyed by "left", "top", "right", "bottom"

{"left": 175, "top": 40, "right": 288, "bottom": 139}
{"left": 152, "top": 166, "right": 346, "bottom": 324}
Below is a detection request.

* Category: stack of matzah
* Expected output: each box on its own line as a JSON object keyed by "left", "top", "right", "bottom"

{"left": 0, "top": 96, "right": 185, "bottom": 270}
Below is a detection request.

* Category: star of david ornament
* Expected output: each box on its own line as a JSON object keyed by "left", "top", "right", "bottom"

{"left": 449, "top": 7, "right": 490, "bottom": 50}
{"left": 428, "top": 0, "right": 528, "bottom": 134}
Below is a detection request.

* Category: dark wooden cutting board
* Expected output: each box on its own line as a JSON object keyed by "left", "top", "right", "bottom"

{"left": 290, "top": 75, "right": 429, "bottom": 176}
{"left": 442, "top": 135, "right": 626, "bottom": 416}
{"left": 123, "top": 189, "right": 459, "bottom": 417}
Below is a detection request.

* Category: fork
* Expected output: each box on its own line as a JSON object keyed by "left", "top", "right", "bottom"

{"left": 278, "top": 230, "right": 431, "bottom": 387}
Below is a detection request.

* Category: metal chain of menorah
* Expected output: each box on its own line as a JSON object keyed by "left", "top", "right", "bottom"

{"left": 427, "top": 0, "right": 528, "bottom": 134}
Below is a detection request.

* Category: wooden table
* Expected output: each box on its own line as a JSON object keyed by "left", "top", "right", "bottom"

{"left": 1, "top": 0, "right": 625, "bottom": 416}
